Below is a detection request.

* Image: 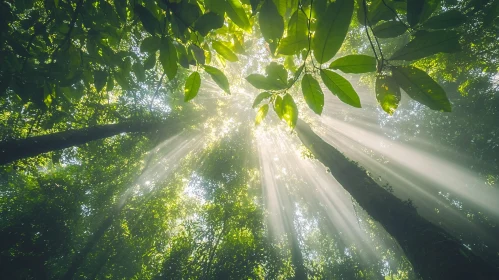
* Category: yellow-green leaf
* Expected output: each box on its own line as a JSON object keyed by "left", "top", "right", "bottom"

{"left": 312, "top": 0, "right": 353, "bottom": 64}
{"left": 255, "top": 104, "right": 269, "bottom": 125}
{"left": 184, "top": 71, "right": 201, "bottom": 102}
{"left": 282, "top": 93, "right": 298, "bottom": 128}
{"left": 301, "top": 74, "right": 324, "bottom": 115}
{"left": 329, "top": 55, "right": 377, "bottom": 74}
{"left": 375, "top": 75, "right": 401, "bottom": 115}
{"left": 320, "top": 69, "right": 361, "bottom": 108}
{"left": 212, "top": 41, "right": 238, "bottom": 62}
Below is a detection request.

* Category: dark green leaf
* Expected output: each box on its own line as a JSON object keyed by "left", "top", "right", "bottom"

{"left": 259, "top": 0, "right": 284, "bottom": 43}
{"left": 407, "top": 0, "right": 425, "bottom": 26}
{"left": 189, "top": 44, "right": 206, "bottom": 65}
{"left": 375, "top": 75, "right": 401, "bottom": 115}
{"left": 140, "top": 36, "right": 160, "bottom": 53}
{"left": 282, "top": 93, "right": 298, "bottom": 128}
{"left": 184, "top": 71, "right": 201, "bottom": 102}
{"left": 301, "top": 74, "right": 324, "bottom": 115}
{"left": 320, "top": 69, "right": 361, "bottom": 108}
{"left": 368, "top": 0, "right": 396, "bottom": 24}
{"left": 390, "top": 31, "right": 460, "bottom": 61}
{"left": 194, "top": 12, "right": 224, "bottom": 36}
{"left": 392, "top": 65, "right": 451, "bottom": 111}
{"left": 255, "top": 104, "right": 269, "bottom": 125}
{"left": 226, "top": 0, "right": 250, "bottom": 30}
{"left": 212, "top": 41, "right": 238, "bottom": 62}
{"left": 312, "top": 0, "right": 353, "bottom": 64}
{"left": 134, "top": 5, "right": 160, "bottom": 35}
{"left": 422, "top": 10, "right": 467, "bottom": 29}
{"left": 252, "top": 92, "right": 272, "bottom": 108}
{"left": 144, "top": 53, "right": 156, "bottom": 70}
{"left": 204, "top": 65, "right": 230, "bottom": 94}
{"left": 159, "top": 37, "right": 178, "bottom": 80}
{"left": 205, "top": 0, "right": 226, "bottom": 15}
{"left": 133, "top": 62, "right": 146, "bottom": 82}
{"left": 372, "top": 21, "right": 408, "bottom": 38}
{"left": 329, "top": 55, "right": 377, "bottom": 73}
{"left": 94, "top": 70, "right": 108, "bottom": 92}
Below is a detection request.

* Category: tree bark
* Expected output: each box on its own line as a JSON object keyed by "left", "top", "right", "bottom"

{"left": 295, "top": 120, "right": 499, "bottom": 280}
{"left": 0, "top": 121, "right": 176, "bottom": 165}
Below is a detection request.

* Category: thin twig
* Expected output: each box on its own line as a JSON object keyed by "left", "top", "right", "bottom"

{"left": 363, "top": 0, "right": 380, "bottom": 62}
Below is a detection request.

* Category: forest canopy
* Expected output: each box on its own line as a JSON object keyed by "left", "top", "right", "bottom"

{"left": 1, "top": 0, "right": 499, "bottom": 279}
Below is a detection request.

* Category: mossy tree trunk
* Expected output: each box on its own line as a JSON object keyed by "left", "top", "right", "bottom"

{"left": 295, "top": 120, "right": 498, "bottom": 280}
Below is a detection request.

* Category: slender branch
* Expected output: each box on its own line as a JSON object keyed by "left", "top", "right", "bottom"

{"left": 363, "top": 0, "right": 380, "bottom": 62}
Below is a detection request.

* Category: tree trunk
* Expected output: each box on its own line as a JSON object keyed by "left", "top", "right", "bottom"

{"left": 295, "top": 120, "right": 499, "bottom": 280}
{"left": 0, "top": 121, "right": 175, "bottom": 165}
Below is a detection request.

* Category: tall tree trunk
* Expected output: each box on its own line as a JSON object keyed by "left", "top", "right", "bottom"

{"left": 0, "top": 121, "right": 175, "bottom": 165}
{"left": 295, "top": 120, "right": 498, "bottom": 280}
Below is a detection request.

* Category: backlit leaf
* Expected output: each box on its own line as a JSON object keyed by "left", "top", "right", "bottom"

{"left": 212, "top": 41, "right": 239, "bottom": 62}
{"left": 259, "top": 0, "right": 284, "bottom": 43}
{"left": 282, "top": 93, "right": 298, "bottom": 128}
{"left": 226, "top": 0, "right": 250, "bottom": 30}
{"left": 255, "top": 104, "right": 269, "bottom": 125}
{"left": 274, "top": 95, "right": 283, "bottom": 119}
{"left": 252, "top": 92, "right": 272, "bottom": 108}
{"left": 301, "top": 74, "right": 324, "bottom": 115}
{"left": 375, "top": 75, "right": 401, "bottom": 115}
{"left": 320, "top": 69, "right": 361, "bottom": 108}
{"left": 184, "top": 71, "right": 201, "bottom": 102}
{"left": 329, "top": 55, "right": 377, "bottom": 73}
{"left": 312, "top": 0, "right": 353, "bottom": 64}
{"left": 204, "top": 65, "right": 230, "bottom": 94}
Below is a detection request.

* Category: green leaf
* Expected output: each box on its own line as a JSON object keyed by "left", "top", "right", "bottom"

{"left": 312, "top": 0, "right": 353, "bottom": 64}
{"left": 407, "top": 0, "right": 425, "bottom": 27}
{"left": 159, "top": 37, "right": 178, "bottom": 80}
{"left": 94, "top": 70, "right": 108, "bottom": 93}
{"left": 390, "top": 31, "right": 460, "bottom": 61}
{"left": 212, "top": 41, "right": 238, "bottom": 62}
{"left": 277, "top": 35, "right": 308, "bottom": 55}
{"left": 375, "top": 75, "right": 401, "bottom": 115}
{"left": 140, "top": 36, "right": 160, "bottom": 53}
{"left": 329, "top": 55, "right": 377, "bottom": 73}
{"left": 372, "top": 21, "right": 408, "bottom": 38}
{"left": 274, "top": 95, "right": 283, "bottom": 119}
{"left": 282, "top": 93, "right": 298, "bottom": 128}
{"left": 255, "top": 104, "right": 269, "bottom": 125}
{"left": 252, "top": 92, "right": 272, "bottom": 108}
{"left": 266, "top": 62, "right": 288, "bottom": 86}
{"left": 189, "top": 44, "right": 206, "bottom": 65}
{"left": 422, "top": 10, "right": 467, "bottom": 30}
{"left": 144, "top": 53, "right": 156, "bottom": 70}
{"left": 320, "top": 69, "right": 361, "bottom": 108}
{"left": 194, "top": 12, "right": 224, "bottom": 36}
{"left": 133, "top": 62, "right": 146, "bottom": 82}
{"left": 226, "top": 0, "right": 250, "bottom": 30}
{"left": 204, "top": 65, "right": 230, "bottom": 94}
{"left": 170, "top": 0, "right": 201, "bottom": 28}
{"left": 134, "top": 5, "right": 160, "bottom": 35}
{"left": 205, "top": 0, "right": 226, "bottom": 15}
{"left": 288, "top": 9, "right": 308, "bottom": 37}
{"left": 407, "top": 0, "right": 439, "bottom": 27}
{"left": 301, "top": 74, "right": 324, "bottom": 115}
{"left": 259, "top": 0, "right": 284, "bottom": 43}
{"left": 246, "top": 74, "right": 277, "bottom": 90}
{"left": 392, "top": 66, "right": 451, "bottom": 112}
{"left": 368, "top": 0, "right": 396, "bottom": 25}
{"left": 106, "top": 74, "right": 114, "bottom": 91}
{"left": 114, "top": 0, "right": 127, "bottom": 20}
{"left": 184, "top": 71, "right": 201, "bottom": 102}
